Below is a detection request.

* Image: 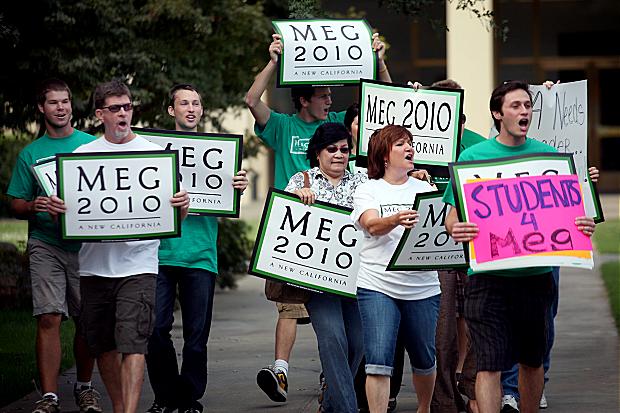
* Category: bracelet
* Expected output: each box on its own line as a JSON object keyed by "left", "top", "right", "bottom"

{"left": 379, "top": 66, "right": 388, "bottom": 73}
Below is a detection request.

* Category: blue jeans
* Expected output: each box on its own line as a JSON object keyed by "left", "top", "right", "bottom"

{"left": 501, "top": 267, "right": 560, "bottom": 400}
{"left": 146, "top": 266, "right": 216, "bottom": 411}
{"left": 357, "top": 288, "right": 440, "bottom": 376}
{"left": 306, "top": 292, "right": 364, "bottom": 413}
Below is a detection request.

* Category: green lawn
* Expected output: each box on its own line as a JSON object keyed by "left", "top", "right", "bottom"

{"left": 593, "top": 218, "right": 620, "bottom": 255}
{"left": 0, "top": 310, "right": 76, "bottom": 407}
{"left": 601, "top": 261, "right": 620, "bottom": 331}
{"left": 0, "top": 218, "right": 28, "bottom": 252}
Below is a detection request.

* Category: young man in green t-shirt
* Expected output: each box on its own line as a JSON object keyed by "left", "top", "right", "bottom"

{"left": 443, "top": 81, "right": 596, "bottom": 413}
{"left": 244, "top": 31, "right": 392, "bottom": 403}
{"left": 6, "top": 79, "right": 101, "bottom": 413}
{"left": 145, "top": 84, "right": 248, "bottom": 413}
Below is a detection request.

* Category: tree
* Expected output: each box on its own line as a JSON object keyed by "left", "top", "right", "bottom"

{"left": 287, "top": 0, "right": 506, "bottom": 38}
{"left": 0, "top": 0, "right": 274, "bottom": 133}
{"left": 0, "top": 0, "right": 281, "bottom": 288}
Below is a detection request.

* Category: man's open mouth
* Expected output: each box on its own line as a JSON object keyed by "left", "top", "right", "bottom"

{"left": 519, "top": 118, "right": 529, "bottom": 127}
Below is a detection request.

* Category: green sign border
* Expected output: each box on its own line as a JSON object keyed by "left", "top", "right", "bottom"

{"left": 134, "top": 127, "right": 243, "bottom": 217}
{"left": 386, "top": 190, "right": 468, "bottom": 271}
{"left": 56, "top": 150, "right": 181, "bottom": 241}
{"left": 248, "top": 187, "right": 357, "bottom": 298}
{"left": 272, "top": 18, "right": 377, "bottom": 87}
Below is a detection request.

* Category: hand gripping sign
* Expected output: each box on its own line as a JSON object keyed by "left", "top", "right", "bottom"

{"left": 248, "top": 188, "right": 363, "bottom": 298}
{"left": 56, "top": 150, "right": 180, "bottom": 241}
{"left": 272, "top": 19, "right": 376, "bottom": 87}
{"left": 387, "top": 191, "right": 467, "bottom": 271}
{"left": 449, "top": 153, "right": 593, "bottom": 271}
{"left": 357, "top": 80, "right": 463, "bottom": 168}
{"left": 135, "top": 128, "right": 243, "bottom": 217}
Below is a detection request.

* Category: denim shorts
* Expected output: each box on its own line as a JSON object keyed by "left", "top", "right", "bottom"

{"left": 357, "top": 288, "right": 440, "bottom": 376}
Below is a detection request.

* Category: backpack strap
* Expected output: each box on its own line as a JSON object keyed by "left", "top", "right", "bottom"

{"left": 302, "top": 170, "right": 310, "bottom": 188}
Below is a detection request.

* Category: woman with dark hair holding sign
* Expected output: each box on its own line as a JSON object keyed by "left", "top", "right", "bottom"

{"left": 284, "top": 122, "right": 366, "bottom": 413}
{"left": 352, "top": 125, "right": 440, "bottom": 413}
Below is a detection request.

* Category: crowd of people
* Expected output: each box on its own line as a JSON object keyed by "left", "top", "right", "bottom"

{"left": 6, "top": 28, "right": 598, "bottom": 413}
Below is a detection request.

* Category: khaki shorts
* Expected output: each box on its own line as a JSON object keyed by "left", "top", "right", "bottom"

{"left": 28, "top": 238, "right": 81, "bottom": 318}
{"left": 276, "top": 302, "right": 309, "bottom": 322}
{"left": 80, "top": 273, "right": 156, "bottom": 356}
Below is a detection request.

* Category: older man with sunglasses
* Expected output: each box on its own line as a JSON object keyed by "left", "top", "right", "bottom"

{"left": 48, "top": 80, "right": 190, "bottom": 413}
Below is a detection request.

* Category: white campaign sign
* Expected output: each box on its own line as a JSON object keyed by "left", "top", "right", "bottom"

{"left": 273, "top": 19, "right": 375, "bottom": 86}
{"left": 489, "top": 80, "right": 602, "bottom": 221}
{"left": 31, "top": 157, "right": 57, "bottom": 197}
{"left": 388, "top": 191, "right": 466, "bottom": 271}
{"left": 136, "top": 129, "right": 242, "bottom": 217}
{"left": 58, "top": 151, "right": 179, "bottom": 240}
{"left": 358, "top": 81, "right": 462, "bottom": 166}
{"left": 249, "top": 189, "right": 363, "bottom": 298}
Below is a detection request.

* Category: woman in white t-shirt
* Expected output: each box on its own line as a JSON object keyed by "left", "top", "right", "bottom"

{"left": 352, "top": 125, "right": 441, "bottom": 413}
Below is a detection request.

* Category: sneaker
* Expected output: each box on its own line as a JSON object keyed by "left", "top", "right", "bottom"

{"left": 387, "top": 397, "right": 397, "bottom": 412}
{"left": 539, "top": 392, "right": 548, "bottom": 409}
{"left": 146, "top": 401, "right": 176, "bottom": 413}
{"left": 257, "top": 365, "right": 288, "bottom": 402}
{"left": 179, "top": 409, "right": 201, "bottom": 413}
{"left": 74, "top": 386, "right": 103, "bottom": 413}
{"left": 500, "top": 395, "right": 519, "bottom": 413}
{"left": 32, "top": 395, "right": 60, "bottom": 413}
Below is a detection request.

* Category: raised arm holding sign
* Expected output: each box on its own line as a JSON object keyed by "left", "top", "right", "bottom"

{"left": 272, "top": 19, "right": 384, "bottom": 87}
{"left": 244, "top": 27, "right": 391, "bottom": 400}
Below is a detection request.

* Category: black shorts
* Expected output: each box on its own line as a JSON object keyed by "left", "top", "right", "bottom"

{"left": 464, "top": 272, "right": 553, "bottom": 372}
{"left": 80, "top": 273, "right": 156, "bottom": 356}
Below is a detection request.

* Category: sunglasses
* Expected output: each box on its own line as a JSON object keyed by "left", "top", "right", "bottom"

{"left": 325, "top": 146, "right": 350, "bottom": 154}
{"left": 102, "top": 103, "right": 133, "bottom": 113}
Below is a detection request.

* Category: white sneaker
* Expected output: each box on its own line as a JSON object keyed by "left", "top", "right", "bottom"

{"left": 539, "top": 392, "right": 548, "bottom": 409}
{"left": 501, "top": 395, "right": 519, "bottom": 413}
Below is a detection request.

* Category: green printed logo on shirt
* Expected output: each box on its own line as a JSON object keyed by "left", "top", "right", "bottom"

{"left": 290, "top": 135, "right": 310, "bottom": 155}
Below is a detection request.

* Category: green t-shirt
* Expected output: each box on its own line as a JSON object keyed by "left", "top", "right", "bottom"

{"left": 6, "top": 129, "right": 96, "bottom": 252}
{"left": 254, "top": 110, "right": 346, "bottom": 190}
{"left": 427, "top": 128, "right": 486, "bottom": 187}
{"left": 460, "top": 128, "right": 486, "bottom": 152}
{"left": 158, "top": 215, "right": 218, "bottom": 274}
{"left": 442, "top": 136, "right": 557, "bottom": 277}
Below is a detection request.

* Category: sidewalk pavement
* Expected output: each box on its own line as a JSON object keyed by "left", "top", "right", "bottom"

{"left": 3, "top": 266, "right": 618, "bottom": 413}
{"left": 2, "top": 195, "right": 618, "bottom": 412}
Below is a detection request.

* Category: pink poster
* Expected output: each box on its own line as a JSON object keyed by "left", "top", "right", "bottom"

{"left": 463, "top": 174, "right": 592, "bottom": 264}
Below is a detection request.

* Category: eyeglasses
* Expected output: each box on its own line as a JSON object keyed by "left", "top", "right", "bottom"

{"left": 325, "top": 146, "right": 350, "bottom": 154}
{"left": 101, "top": 103, "right": 133, "bottom": 112}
